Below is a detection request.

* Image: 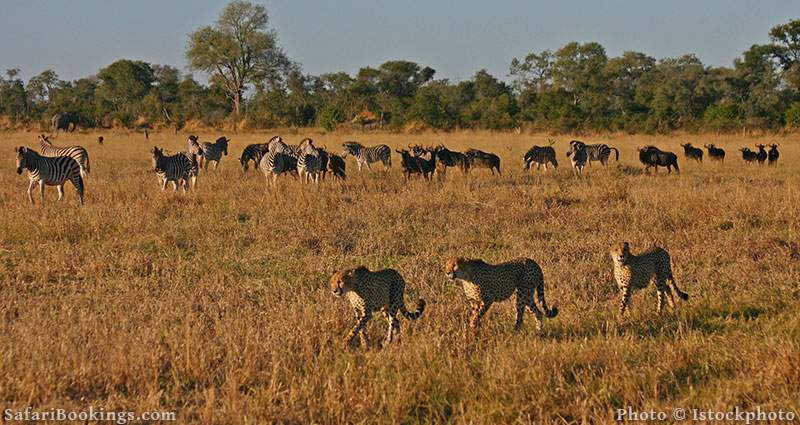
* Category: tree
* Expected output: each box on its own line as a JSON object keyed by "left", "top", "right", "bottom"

{"left": 186, "top": 0, "right": 292, "bottom": 114}
{"left": 96, "top": 60, "right": 155, "bottom": 123}
{"left": 509, "top": 50, "right": 554, "bottom": 93}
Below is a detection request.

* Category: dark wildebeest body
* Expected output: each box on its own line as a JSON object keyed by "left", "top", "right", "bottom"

{"left": 465, "top": 149, "right": 501, "bottom": 175}
{"left": 638, "top": 146, "right": 680, "bottom": 174}
{"left": 327, "top": 154, "right": 347, "bottom": 180}
{"left": 523, "top": 145, "right": 558, "bottom": 171}
{"left": 768, "top": 144, "right": 779, "bottom": 166}
{"left": 704, "top": 144, "right": 725, "bottom": 163}
{"left": 739, "top": 147, "right": 758, "bottom": 164}
{"left": 680, "top": 143, "right": 703, "bottom": 163}
{"left": 433, "top": 145, "right": 469, "bottom": 175}
{"left": 755, "top": 144, "right": 768, "bottom": 165}
{"left": 52, "top": 113, "right": 79, "bottom": 132}
{"left": 397, "top": 148, "right": 435, "bottom": 180}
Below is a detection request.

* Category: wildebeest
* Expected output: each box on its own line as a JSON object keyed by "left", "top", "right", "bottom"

{"left": 523, "top": 144, "right": 558, "bottom": 171}
{"left": 465, "top": 149, "right": 501, "bottom": 175}
{"left": 51, "top": 113, "right": 78, "bottom": 132}
{"left": 327, "top": 153, "right": 347, "bottom": 180}
{"left": 396, "top": 148, "right": 435, "bottom": 180}
{"left": 638, "top": 146, "right": 680, "bottom": 174}
{"left": 704, "top": 144, "right": 725, "bottom": 163}
{"left": 768, "top": 144, "right": 779, "bottom": 166}
{"left": 432, "top": 145, "right": 469, "bottom": 175}
{"left": 739, "top": 147, "right": 758, "bottom": 164}
{"left": 98, "top": 136, "right": 104, "bottom": 145}
{"left": 680, "top": 143, "right": 703, "bottom": 163}
{"left": 755, "top": 144, "right": 768, "bottom": 165}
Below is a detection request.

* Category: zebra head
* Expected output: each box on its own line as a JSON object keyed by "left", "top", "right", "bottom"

{"left": 266, "top": 135, "right": 283, "bottom": 152}
{"left": 15, "top": 146, "right": 29, "bottom": 174}
{"left": 341, "top": 141, "right": 362, "bottom": 158}
{"left": 216, "top": 137, "right": 229, "bottom": 156}
{"left": 150, "top": 146, "right": 163, "bottom": 170}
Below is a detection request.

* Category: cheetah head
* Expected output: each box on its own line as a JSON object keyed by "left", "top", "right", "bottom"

{"left": 330, "top": 267, "right": 365, "bottom": 297}
{"left": 610, "top": 242, "right": 631, "bottom": 264}
{"left": 330, "top": 269, "right": 352, "bottom": 297}
{"left": 444, "top": 257, "right": 467, "bottom": 280}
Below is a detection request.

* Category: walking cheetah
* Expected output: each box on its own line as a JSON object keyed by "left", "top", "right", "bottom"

{"left": 330, "top": 266, "right": 426, "bottom": 348}
{"left": 610, "top": 242, "right": 689, "bottom": 317}
{"left": 444, "top": 257, "right": 558, "bottom": 334}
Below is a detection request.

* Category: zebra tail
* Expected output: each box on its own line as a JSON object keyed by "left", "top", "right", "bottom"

{"left": 611, "top": 147, "right": 619, "bottom": 161}
{"left": 536, "top": 282, "right": 558, "bottom": 318}
{"left": 401, "top": 299, "right": 426, "bottom": 320}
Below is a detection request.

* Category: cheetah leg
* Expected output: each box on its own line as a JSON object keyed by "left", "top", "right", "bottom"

{"left": 656, "top": 288, "right": 667, "bottom": 314}
{"left": 514, "top": 295, "right": 526, "bottom": 330}
{"left": 346, "top": 312, "right": 371, "bottom": 347}
{"left": 619, "top": 286, "right": 632, "bottom": 318}
{"left": 470, "top": 302, "right": 491, "bottom": 333}
{"left": 383, "top": 310, "right": 400, "bottom": 347}
{"left": 524, "top": 292, "right": 545, "bottom": 332}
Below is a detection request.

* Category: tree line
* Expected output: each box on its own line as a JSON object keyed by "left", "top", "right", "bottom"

{"left": 1, "top": 1, "right": 799, "bottom": 134}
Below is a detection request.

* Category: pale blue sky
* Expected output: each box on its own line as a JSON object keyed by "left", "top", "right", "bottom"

{"left": 1, "top": 0, "right": 798, "bottom": 82}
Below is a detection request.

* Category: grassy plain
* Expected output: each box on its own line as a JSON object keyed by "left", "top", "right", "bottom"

{"left": 0, "top": 130, "right": 798, "bottom": 424}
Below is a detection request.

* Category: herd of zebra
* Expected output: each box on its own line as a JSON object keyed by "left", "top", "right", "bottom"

{"left": 12, "top": 133, "right": 784, "bottom": 204}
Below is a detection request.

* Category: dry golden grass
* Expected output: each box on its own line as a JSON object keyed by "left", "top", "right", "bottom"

{"left": 1, "top": 130, "right": 798, "bottom": 424}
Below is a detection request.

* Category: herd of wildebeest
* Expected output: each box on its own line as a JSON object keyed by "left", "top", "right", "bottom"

{"left": 11, "top": 133, "right": 784, "bottom": 205}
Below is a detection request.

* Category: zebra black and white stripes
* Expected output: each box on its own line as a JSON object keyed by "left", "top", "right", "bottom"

{"left": 259, "top": 149, "right": 297, "bottom": 189}
{"left": 38, "top": 134, "right": 90, "bottom": 178}
{"left": 199, "top": 136, "right": 230, "bottom": 170}
{"left": 240, "top": 143, "right": 269, "bottom": 172}
{"left": 15, "top": 146, "right": 85, "bottom": 205}
{"left": 297, "top": 138, "right": 324, "bottom": 183}
{"left": 567, "top": 140, "right": 619, "bottom": 168}
{"left": 151, "top": 147, "right": 197, "bottom": 192}
{"left": 341, "top": 141, "right": 391, "bottom": 171}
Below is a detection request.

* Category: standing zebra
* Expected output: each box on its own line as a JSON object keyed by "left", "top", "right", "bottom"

{"left": 341, "top": 141, "right": 391, "bottom": 171}
{"left": 297, "top": 138, "right": 324, "bottom": 183}
{"left": 240, "top": 143, "right": 269, "bottom": 172}
{"left": 566, "top": 143, "right": 588, "bottom": 176}
{"left": 38, "top": 134, "right": 90, "bottom": 178}
{"left": 259, "top": 149, "right": 297, "bottom": 189}
{"left": 150, "top": 147, "right": 197, "bottom": 192}
{"left": 199, "top": 136, "right": 230, "bottom": 170}
{"left": 15, "top": 146, "right": 84, "bottom": 205}
{"left": 567, "top": 140, "right": 619, "bottom": 168}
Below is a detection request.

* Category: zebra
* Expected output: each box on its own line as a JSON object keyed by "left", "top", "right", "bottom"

{"left": 267, "top": 135, "right": 303, "bottom": 157}
{"left": 567, "top": 140, "right": 619, "bottom": 168}
{"left": 240, "top": 143, "right": 269, "bottom": 172}
{"left": 566, "top": 143, "right": 588, "bottom": 176}
{"left": 38, "top": 134, "right": 90, "bottom": 178}
{"left": 15, "top": 146, "right": 84, "bottom": 205}
{"left": 297, "top": 138, "right": 325, "bottom": 183}
{"left": 199, "top": 136, "right": 230, "bottom": 170}
{"left": 150, "top": 146, "right": 197, "bottom": 192}
{"left": 341, "top": 141, "right": 391, "bottom": 171}
{"left": 259, "top": 149, "right": 297, "bottom": 189}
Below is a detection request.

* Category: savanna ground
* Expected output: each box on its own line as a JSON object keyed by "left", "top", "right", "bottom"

{"left": 0, "top": 129, "right": 798, "bottom": 424}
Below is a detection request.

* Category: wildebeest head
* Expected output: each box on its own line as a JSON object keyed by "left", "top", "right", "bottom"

{"left": 216, "top": 137, "right": 229, "bottom": 155}
{"left": 15, "top": 146, "right": 29, "bottom": 174}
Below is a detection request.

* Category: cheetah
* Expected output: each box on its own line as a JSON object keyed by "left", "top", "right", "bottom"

{"left": 444, "top": 257, "right": 558, "bottom": 334}
{"left": 330, "top": 266, "right": 426, "bottom": 348}
{"left": 610, "top": 242, "right": 689, "bottom": 317}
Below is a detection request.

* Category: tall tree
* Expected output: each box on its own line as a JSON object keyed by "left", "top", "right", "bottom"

{"left": 186, "top": 0, "right": 292, "bottom": 114}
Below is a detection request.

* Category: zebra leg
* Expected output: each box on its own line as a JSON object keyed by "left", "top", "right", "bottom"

{"left": 171, "top": 181, "right": 179, "bottom": 192}
{"left": 160, "top": 178, "right": 168, "bottom": 191}
{"left": 71, "top": 176, "right": 84, "bottom": 205}
{"left": 27, "top": 180, "right": 36, "bottom": 204}
{"left": 39, "top": 181, "right": 45, "bottom": 203}
{"left": 57, "top": 184, "right": 65, "bottom": 201}
{"left": 214, "top": 161, "right": 219, "bottom": 170}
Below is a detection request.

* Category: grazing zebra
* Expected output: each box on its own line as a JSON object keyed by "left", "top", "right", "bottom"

{"left": 240, "top": 143, "right": 269, "bottom": 172}
{"left": 150, "top": 147, "right": 197, "bottom": 192}
{"left": 15, "top": 146, "right": 84, "bottom": 205}
{"left": 568, "top": 140, "right": 619, "bottom": 167}
{"left": 38, "top": 134, "right": 90, "bottom": 178}
{"left": 341, "top": 141, "right": 391, "bottom": 171}
{"left": 199, "top": 136, "right": 230, "bottom": 170}
{"left": 259, "top": 149, "right": 297, "bottom": 189}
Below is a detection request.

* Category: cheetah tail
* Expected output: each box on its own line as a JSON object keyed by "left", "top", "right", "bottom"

{"left": 402, "top": 299, "right": 426, "bottom": 320}
{"left": 536, "top": 283, "right": 558, "bottom": 318}
{"left": 669, "top": 278, "right": 689, "bottom": 301}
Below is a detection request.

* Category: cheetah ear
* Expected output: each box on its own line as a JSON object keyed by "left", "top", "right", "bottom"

{"left": 622, "top": 242, "right": 630, "bottom": 251}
